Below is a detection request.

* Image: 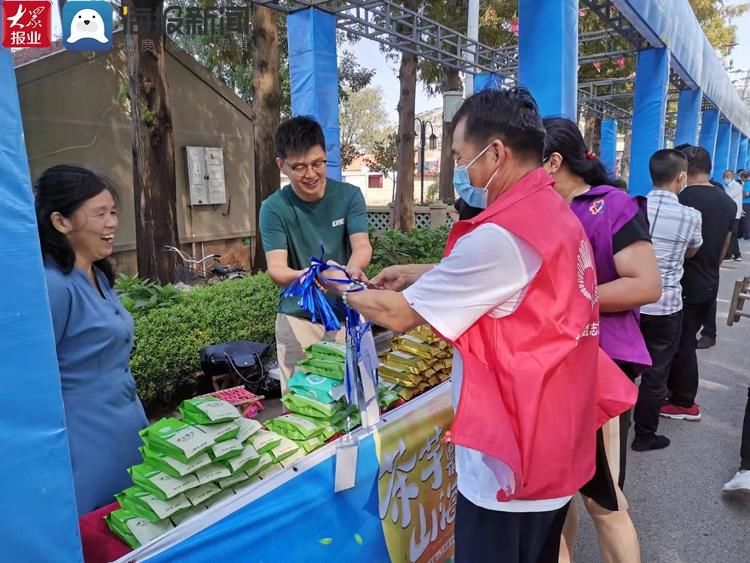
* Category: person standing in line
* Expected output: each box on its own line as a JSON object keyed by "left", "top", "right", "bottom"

{"left": 259, "top": 116, "right": 372, "bottom": 395}
{"left": 722, "top": 387, "right": 750, "bottom": 493}
{"left": 660, "top": 146, "right": 735, "bottom": 421}
{"left": 542, "top": 117, "right": 662, "bottom": 563}
{"left": 323, "top": 88, "right": 637, "bottom": 563}
{"left": 738, "top": 169, "right": 750, "bottom": 240}
{"left": 722, "top": 169, "right": 743, "bottom": 261}
{"left": 636, "top": 150, "right": 702, "bottom": 451}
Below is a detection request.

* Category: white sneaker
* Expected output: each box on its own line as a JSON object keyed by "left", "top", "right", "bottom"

{"left": 722, "top": 470, "right": 750, "bottom": 493}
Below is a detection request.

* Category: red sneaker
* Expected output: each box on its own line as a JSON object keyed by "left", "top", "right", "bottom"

{"left": 660, "top": 403, "right": 701, "bottom": 421}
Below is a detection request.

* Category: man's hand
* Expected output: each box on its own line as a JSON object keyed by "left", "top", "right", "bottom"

{"left": 370, "top": 265, "right": 429, "bottom": 291}
{"left": 346, "top": 264, "right": 369, "bottom": 282}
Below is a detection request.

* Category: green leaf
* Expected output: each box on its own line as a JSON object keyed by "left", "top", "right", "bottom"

{"left": 319, "top": 538, "right": 334, "bottom": 546}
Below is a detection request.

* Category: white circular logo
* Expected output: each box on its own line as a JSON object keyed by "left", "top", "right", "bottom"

{"left": 577, "top": 240, "right": 598, "bottom": 307}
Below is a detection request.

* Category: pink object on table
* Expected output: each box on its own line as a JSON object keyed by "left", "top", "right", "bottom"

{"left": 79, "top": 501, "right": 131, "bottom": 563}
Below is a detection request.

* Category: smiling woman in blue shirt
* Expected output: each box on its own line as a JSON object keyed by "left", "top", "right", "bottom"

{"left": 34, "top": 165, "right": 148, "bottom": 515}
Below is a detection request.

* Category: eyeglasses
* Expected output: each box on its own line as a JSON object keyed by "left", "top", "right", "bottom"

{"left": 289, "top": 159, "right": 327, "bottom": 175}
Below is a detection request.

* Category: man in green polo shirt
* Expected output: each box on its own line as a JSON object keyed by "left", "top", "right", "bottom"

{"left": 259, "top": 116, "right": 372, "bottom": 394}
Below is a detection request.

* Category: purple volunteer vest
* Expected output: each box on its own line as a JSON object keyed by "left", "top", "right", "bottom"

{"left": 570, "top": 185, "right": 651, "bottom": 370}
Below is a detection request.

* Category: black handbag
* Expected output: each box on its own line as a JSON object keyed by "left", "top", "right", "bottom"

{"left": 199, "top": 340, "right": 280, "bottom": 398}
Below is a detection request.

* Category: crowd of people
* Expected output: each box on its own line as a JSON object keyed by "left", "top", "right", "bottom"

{"left": 32, "top": 86, "right": 749, "bottom": 562}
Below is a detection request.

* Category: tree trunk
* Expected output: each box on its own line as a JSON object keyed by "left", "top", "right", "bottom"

{"left": 393, "top": 50, "right": 418, "bottom": 231}
{"left": 621, "top": 127, "right": 632, "bottom": 183}
{"left": 251, "top": 6, "right": 281, "bottom": 273}
{"left": 127, "top": 0, "right": 179, "bottom": 284}
{"left": 438, "top": 67, "right": 461, "bottom": 203}
{"left": 583, "top": 115, "right": 602, "bottom": 155}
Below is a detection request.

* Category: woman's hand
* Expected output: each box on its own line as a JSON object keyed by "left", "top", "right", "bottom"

{"left": 370, "top": 264, "right": 432, "bottom": 291}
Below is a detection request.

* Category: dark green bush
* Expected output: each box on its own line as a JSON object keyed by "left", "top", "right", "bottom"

{"left": 130, "top": 273, "right": 279, "bottom": 404}
{"left": 367, "top": 225, "right": 450, "bottom": 276}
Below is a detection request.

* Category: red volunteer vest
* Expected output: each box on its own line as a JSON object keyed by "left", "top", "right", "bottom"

{"left": 443, "top": 168, "right": 637, "bottom": 502}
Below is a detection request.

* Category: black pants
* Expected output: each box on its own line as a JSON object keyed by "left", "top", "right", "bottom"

{"left": 742, "top": 387, "right": 750, "bottom": 471}
{"left": 455, "top": 494, "right": 570, "bottom": 563}
{"left": 739, "top": 204, "right": 750, "bottom": 239}
{"left": 700, "top": 299, "right": 717, "bottom": 340}
{"left": 727, "top": 219, "right": 741, "bottom": 259}
{"left": 668, "top": 302, "right": 712, "bottom": 407}
{"left": 636, "top": 312, "right": 683, "bottom": 437}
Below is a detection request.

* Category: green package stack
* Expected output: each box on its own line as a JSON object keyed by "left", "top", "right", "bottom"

{"left": 140, "top": 446, "right": 212, "bottom": 479}
{"left": 194, "top": 419, "right": 240, "bottom": 443}
{"left": 179, "top": 396, "right": 241, "bottom": 425}
{"left": 288, "top": 371, "right": 345, "bottom": 403}
{"left": 281, "top": 392, "right": 347, "bottom": 419}
{"left": 221, "top": 444, "right": 261, "bottom": 474}
{"left": 271, "top": 436, "right": 300, "bottom": 463}
{"left": 106, "top": 508, "right": 175, "bottom": 549}
{"left": 129, "top": 464, "right": 199, "bottom": 501}
{"left": 115, "top": 486, "right": 191, "bottom": 523}
{"left": 209, "top": 438, "right": 244, "bottom": 462}
{"left": 139, "top": 418, "right": 215, "bottom": 464}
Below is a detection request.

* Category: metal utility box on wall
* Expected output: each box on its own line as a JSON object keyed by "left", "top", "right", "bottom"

{"left": 186, "top": 146, "right": 227, "bottom": 205}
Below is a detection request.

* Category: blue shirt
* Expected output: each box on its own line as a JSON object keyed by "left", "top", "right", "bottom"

{"left": 45, "top": 261, "right": 147, "bottom": 514}
{"left": 743, "top": 181, "right": 750, "bottom": 205}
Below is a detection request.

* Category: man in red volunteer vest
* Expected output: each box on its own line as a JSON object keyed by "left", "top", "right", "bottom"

{"left": 324, "top": 88, "right": 636, "bottom": 563}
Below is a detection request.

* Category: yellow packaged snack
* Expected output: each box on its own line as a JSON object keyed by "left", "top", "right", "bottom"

{"left": 379, "top": 363, "right": 420, "bottom": 388}
{"left": 386, "top": 351, "right": 428, "bottom": 374}
{"left": 393, "top": 334, "right": 438, "bottom": 360}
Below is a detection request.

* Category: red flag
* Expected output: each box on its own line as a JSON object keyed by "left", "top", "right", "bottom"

{"left": 593, "top": 62, "right": 602, "bottom": 73}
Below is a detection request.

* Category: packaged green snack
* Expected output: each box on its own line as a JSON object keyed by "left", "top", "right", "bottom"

{"left": 246, "top": 453, "right": 274, "bottom": 477}
{"left": 140, "top": 446, "right": 212, "bottom": 479}
{"left": 305, "top": 341, "right": 346, "bottom": 360}
{"left": 170, "top": 505, "right": 206, "bottom": 526}
{"left": 271, "top": 436, "right": 300, "bottom": 462}
{"left": 281, "top": 392, "right": 345, "bottom": 419}
{"left": 179, "top": 397, "right": 240, "bottom": 425}
{"left": 279, "top": 449, "right": 306, "bottom": 468}
{"left": 194, "top": 420, "right": 240, "bottom": 443}
{"left": 129, "top": 464, "right": 199, "bottom": 501}
{"left": 221, "top": 444, "right": 260, "bottom": 474}
{"left": 258, "top": 464, "right": 283, "bottom": 480}
{"left": 265, "top": 413, "right": 326, "bottom": 441}
{"left": 249, "top": 429, "right": 283, "bottom": 453}
{"left": 233, "top": 474, "right": 262, "bottom": 493}
{"left": 139, "top": 418, "right": 214, "bottom": 464}
{"left": 235, "top": 417, "right": 263, "bottom": 443}
{"left": 209, "top": 438, "right": 244, "bottom": 462}
{"left": 184, "top": 482, "right": 222, "bottom": 506}
{"left": 217, "top": 470, "right": 250, "bottom": 489}
{"left": 204, "top": 488, "right": 236, "bottom": 508}
{"left": 288, "top": 371, "right": 345, "bottom": 404}
{"left": 115, "top": 486, "right": 191, "bottom": 523}
{"left": 106, "top": 508, "right": 174, "bottom": 549}
{"left": 297, "top": 357, "right": 345, "bottom": 380}
{"left": 294, "top": 435, "right": 324, "bottom": 454}
{"left": 378, "top": 388, "right": 400, "bottom": 409}
{"left": 194, "top": 463, "right": 232, "bottom": 485}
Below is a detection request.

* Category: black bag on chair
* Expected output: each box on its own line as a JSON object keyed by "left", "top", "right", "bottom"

{"left": 199, "top": 340, "right": 280, "bottom": 398}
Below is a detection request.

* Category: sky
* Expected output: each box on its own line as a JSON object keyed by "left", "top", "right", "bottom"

{"left": 49, "top": 0, "right": 750, "bottom": 115}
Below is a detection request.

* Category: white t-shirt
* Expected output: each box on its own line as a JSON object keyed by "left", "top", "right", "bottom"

{"left": 403, "top": 223, "right": 571, "bottom": 513}
{"left": 726, "top": 180, "right": 743, "bottom": 219}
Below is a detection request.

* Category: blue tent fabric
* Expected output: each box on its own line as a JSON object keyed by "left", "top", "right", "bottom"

{"left": 600, "top": 119, "right": 618, "bottom": 175}
{"left": 729, "top": 127, "right": 741, "bottom": 172}
{"left": 714, "top": 121, "right": 732, "bottom": 180}
{"left": 699, "top": 109, "right": 720, "bottom": 162}
{"left": 518, "top": 0, "right": 578, "bottom": 119}
{"left": 675, "top": 89, "right": 702, "bottom": 147}
{"left": 474, "top": 72, "right": 503, "bottom": 93}
{"left": 0, "top": 47, "right": 82, "bottom": 561}
{"left": 738, "top": 137, "right": 748, "bottom": 173}
{"left": 287, "top": 8, "right": 342, "bottom": 181}
{"left": 629, "top": 48, "right": 670, "bottom": 196}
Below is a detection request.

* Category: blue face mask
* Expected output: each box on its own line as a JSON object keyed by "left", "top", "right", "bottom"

{"left": 453, "top": 143, "right": 498, "bottom": 209}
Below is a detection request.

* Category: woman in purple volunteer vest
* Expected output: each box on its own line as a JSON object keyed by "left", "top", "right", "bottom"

{"left": 542, "top": 117, "right": 662, "bottom": 563}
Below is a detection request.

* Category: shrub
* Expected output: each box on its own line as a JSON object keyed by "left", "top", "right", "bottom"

{"left": 130, "top": 273, "right": 279, "bottom": 405}
{"left": 115, "top": 274, "right": 182, "bottom": 314}
{"left": 368, "top": 224, "right": 450, "bottom": 276}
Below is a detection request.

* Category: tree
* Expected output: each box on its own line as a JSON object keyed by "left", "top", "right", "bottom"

{"left": 251, "top": 5, "right": 281, "bottom": 273}
{"left": 690, "top": 0, "right": 750, "bottom": 56}
{"left": 366, "top": 132, "right": 399, "bottom": 202}
{"left": 340, "top": 85, "right": 389, "bottom": 168}
{"left": 127, "top": 0, "right": 180, "bottom": 284}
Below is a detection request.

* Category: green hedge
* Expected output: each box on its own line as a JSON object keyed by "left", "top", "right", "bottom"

{"left": 367, "top": 224, "right": 450, "bottom": 276}
{"left": 130, "top": 273, "right": 279, "bottom": 405}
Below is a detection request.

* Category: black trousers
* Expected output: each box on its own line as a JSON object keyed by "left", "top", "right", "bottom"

{"left": 636, "top": 312, "right": 683, "bottom": 437}
{"left": 727, "top": 219, "right": 741, "bottom": 259}
{"left": 700, "top": 299, "right": 717, "bottom": 340}
{"left": 739, "top": 204, "right": 750, "bottom": 239}
{"left": 455, "top": 494, "right": 570, "bottom": 563}
{"left": 742, "top": 387, "right": 750, "bottom": 471}
{"left": 668, "top": 302, "right": 712, "bottom": 407}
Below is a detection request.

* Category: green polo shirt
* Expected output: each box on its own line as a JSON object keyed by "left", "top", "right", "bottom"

{"left": 259, "top": 178, "right": 369, "bottom": 319}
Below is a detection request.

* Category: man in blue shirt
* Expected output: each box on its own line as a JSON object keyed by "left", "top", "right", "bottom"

{"left": 739, "top": 170, "right": 750, "bottom": 240}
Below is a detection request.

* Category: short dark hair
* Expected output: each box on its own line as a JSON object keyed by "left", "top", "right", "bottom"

{"left": 451, "top": 87, "right": 545, "bottom": 161}
{"left": 275, "top": 116, "right": 326, "bottom": 160}
{"left": 677, "top": 145, "right": 712, "bottom": 176}
{"left": 649, "top": 149, "right": 687, "bottom": 186}
{"left": 542, "top": 117, "right": 613, "bottom": 187}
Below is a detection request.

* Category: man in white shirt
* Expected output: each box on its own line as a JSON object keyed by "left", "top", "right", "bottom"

{"left": 635, "top": 150, "right": 702, "bottom": 451}
{"left": 723, "top": 169, "right": 743, "bottom": 261}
